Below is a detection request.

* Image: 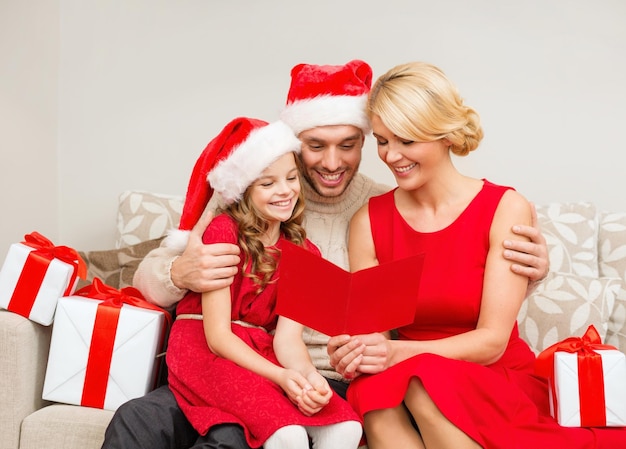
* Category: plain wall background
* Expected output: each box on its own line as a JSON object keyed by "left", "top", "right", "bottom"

{"left": 1, "top": 0, "right": 625, "bottom": 257}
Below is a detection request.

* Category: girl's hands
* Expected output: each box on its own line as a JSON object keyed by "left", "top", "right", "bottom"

{"left": 296, "top": 371, "right": 332, "bottom": 416}
{"left": 277, "top": 369, "right": 332, "bottom": 416}
{"left": 278, "top": 368, "right": 311, "bottom": 410}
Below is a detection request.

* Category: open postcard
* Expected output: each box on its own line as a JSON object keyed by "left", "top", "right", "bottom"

{"left": 276, "top": 241, "right": 425, "bottom": 336}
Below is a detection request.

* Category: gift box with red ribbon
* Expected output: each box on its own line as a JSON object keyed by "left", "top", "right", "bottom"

{"left": 536, "top": 325, "right": 626, "bottom": 427}
{"left": 0, "top": 232, "right": 86, "bottom": 326}
{"left": 42, "top": 279, "right": 171, "bottom": 411}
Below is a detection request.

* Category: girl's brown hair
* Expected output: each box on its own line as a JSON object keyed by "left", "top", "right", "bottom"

{"left": 221, "top": 156, "right": 307, "bottom": 292}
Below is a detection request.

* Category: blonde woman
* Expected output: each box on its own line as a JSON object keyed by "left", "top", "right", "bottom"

{"left": 328, "top": 62, "right": 626, "bottom": 449}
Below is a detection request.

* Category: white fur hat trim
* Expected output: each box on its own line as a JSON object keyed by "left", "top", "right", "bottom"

{"left": 207, "top": 120, "right": 301, "bottom": 204}
{"left": 280, "top": 94, "right": 370, "bottom": 136}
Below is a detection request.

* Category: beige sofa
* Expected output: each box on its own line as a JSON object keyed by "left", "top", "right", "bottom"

{"left": 2, "top": 191, "right": 626, "bottom": 449}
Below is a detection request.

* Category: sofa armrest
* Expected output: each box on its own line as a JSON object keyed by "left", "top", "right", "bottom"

{"left": 0, "top": 310, "right": 52, "bottom": 449}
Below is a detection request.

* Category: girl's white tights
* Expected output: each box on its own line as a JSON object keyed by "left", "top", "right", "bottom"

{"left": 264, "top": 421, "right": 362, "bottom": 449}
{"left": 264, "top": 425, "right": 308, "bottom": 448}
{"left": 308, "top": 420, "right": 363, "bottom": 449}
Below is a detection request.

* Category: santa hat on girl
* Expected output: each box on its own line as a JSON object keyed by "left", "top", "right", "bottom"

{"left": 164, "top": 117, "right": 301, "bottom": 250}
{"left": 280, "top": 59, "right": 373, "bottom": 135}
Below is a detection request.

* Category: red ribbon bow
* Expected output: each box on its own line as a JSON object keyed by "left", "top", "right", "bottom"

{"left": 535, "top": 325, "right": 615, "bottom": 379}
{"left": 74, "top": 278, "right": 171, "bottom": 409}
{"left": 7, "top": 232, "right": 88, "bottom": 320}
{"left": 536, "top": 325, "right": 616, "bottom": 427}
{"left": 22, "top": 231, "right": 87, "bottom": 280}
{"left": 75, "top": 278, "right": 171, "bottom": 322}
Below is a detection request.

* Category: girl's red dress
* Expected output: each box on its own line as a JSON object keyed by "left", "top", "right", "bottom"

{"left": 347, "top": 180, "right": 626, "bottom": 448}
{"left": 167, "top": 214, "right": 359, "bottom": 448}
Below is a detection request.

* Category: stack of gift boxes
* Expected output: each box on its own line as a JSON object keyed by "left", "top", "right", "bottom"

{"left": 0, "top": 232, "right": 169, "bottom": 411}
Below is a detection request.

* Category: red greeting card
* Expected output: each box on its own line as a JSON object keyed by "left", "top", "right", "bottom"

{"left": 276, "top": 241, "right": 425, "bottom": 336}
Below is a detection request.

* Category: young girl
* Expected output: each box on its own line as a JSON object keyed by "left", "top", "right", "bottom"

{"left": 165, "top": 117, "right": 362, "bottom": 449}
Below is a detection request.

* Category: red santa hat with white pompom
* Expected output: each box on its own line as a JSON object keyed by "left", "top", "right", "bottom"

{"left": 164, "top": 117, "right": 301, "bottom": 251}
{"left": 280, "top": 59, "right": 373, "bottom": 135}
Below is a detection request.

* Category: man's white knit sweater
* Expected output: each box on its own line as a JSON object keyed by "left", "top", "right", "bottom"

{"left": 133, "top": 173, "right": 390, "bottom": 381}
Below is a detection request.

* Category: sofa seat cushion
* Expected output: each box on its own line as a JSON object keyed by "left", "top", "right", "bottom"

{"left": 20, "top": 404, "right": 114, "bottom": 449}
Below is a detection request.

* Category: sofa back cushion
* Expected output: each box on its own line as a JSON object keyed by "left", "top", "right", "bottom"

{"left": 78, "top": 237, "right": 165, "bottom": 290}
{"left": 116, "top": 191, "right": 183, "bottom": 248}
{"left": 534, "top": 202, "right": 599, "bottom": 278}
{"left": 517, "top": 272, "right": 620, "bottom": 354}
{"left": 598, "top": 211, "right": 626, "bottom": 350}
{"left": 517, "top": 203, "right": 623, "bottom": 353}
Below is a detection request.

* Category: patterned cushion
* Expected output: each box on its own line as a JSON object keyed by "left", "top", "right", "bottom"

{"left": 517, "top": 272, "right": 620, "bottom": 354}
{"left": 598, "top": 211, "right": 626, "bottom": 350}
{"left": 535, "top": 202, "right": 599, "bottom": 278}
{"left": 599, "top": 211, "right": 626, "bottom": 280}
{"left": 77, "top": 249, "right": 120, "bottom": 290}
{"left": 606, "top": 288, "right": 626, "bottom": 351}
{"left": 78, "top": 237, "right": 165, "bottom": 290}
{"left": 116, "top": 191, "right": 183, "bottom": 248}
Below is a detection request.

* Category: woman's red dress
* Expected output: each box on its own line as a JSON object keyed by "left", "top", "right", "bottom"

{"left": 167, "top": 214, "right": 359, "bottom": 448}
{"left": 347, "top": 180, "right": 626, "bottom": 448}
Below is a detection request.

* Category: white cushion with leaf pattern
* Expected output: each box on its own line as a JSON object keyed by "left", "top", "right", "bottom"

{"left": 116, "top": 191, "right": 183, "bottom": 248}
{"left": 517, "top": 272, "right": 620, "bottom": 354}
{"left": 535, "top": 202, "right": 599, "bottom": 278}
{"left": 598, "top": 211, "right": 626, "bottom": 350}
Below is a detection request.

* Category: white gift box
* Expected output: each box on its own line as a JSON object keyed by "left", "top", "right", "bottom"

{"left": 43, "top": 295, "right": 166, "bottom": 411}
{"left": 0, "top": 242, "right": 79, "bottom": 326}
{"left": 551, "top": 349, "right": 626, "bottom": 427}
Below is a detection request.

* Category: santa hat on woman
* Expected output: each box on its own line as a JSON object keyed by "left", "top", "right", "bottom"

{"left": 280, "top": 59, "right": 373, "bottom": 135}
{"left": 164, "top": 117, "right": 301, "bottom": 250}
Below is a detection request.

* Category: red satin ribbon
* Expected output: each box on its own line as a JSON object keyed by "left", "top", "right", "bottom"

{"left": 75, "top": 278, "right": 171, "bottom": 320}
{"left": 75, "top": 278, "right": 171, "bottom": 409}
{"left": 22, "top": 232, "right": 87, "bottom": 281}
{"left": 536, "top": 325, "right": 615, "bottom": 426}
{"left": 6, "top": 232, "right": 87, "bottom": 318}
